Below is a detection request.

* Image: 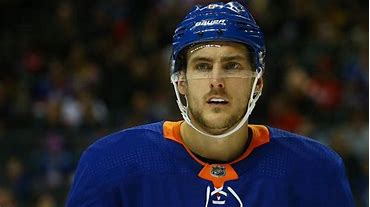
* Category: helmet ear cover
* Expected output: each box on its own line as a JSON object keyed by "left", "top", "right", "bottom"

{"left": 175, "top": 51, "right": 186, "bottom": 73}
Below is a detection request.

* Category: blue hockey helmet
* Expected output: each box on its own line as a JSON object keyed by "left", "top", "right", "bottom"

{"left": 170, "top": 1, "right": 266, "bottom": 75}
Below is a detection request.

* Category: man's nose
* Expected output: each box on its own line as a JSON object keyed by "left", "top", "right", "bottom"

{"left": 210, "top": 79, "right": 225, "bottom": 88}
{"left": 209, "top": 68, "right": 225, "bottom": 89}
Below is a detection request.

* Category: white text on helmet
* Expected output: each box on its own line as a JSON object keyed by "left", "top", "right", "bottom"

{"left": 194, "top": 19, "right": 226, "bottom": 27}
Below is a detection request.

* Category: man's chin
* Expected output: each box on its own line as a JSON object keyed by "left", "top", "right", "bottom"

{"left": 198, "top": 120, "right": 234, "bottom": 135}
{"left": 189, "top": 111, "right": 241, "bottom": 135}
{"left": 204, "top": 127, "right": 230, "bottom": 135}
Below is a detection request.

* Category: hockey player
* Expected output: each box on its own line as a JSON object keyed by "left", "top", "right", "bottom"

{"left": 66, "top": 2, "right": 354, "bottom": 206}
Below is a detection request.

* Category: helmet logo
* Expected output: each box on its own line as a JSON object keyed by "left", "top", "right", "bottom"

{"left": 207, "top": 4, "right": 222, "bottom": 9}
{"left": 198, "top": 2, "right": 246, "bottom": 14}
{"left": 224, "top": 2, "right": 246, "bottom": 13}
{"left": 194, "top": 19, "right": 226, "bottom": 28}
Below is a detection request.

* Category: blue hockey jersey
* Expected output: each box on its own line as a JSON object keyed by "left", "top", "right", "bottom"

{"left": 66, "top": 121, "right": 355, "bottom": 206}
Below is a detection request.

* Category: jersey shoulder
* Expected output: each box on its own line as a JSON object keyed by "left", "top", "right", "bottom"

{"left": 77, "top": 121, "right": 169, "bottom": 183}
{"left": 91, "top": 121, "right": 165, "bottom": 149}
{"left": 266, "top": 126, "right": 343, "bottom": 167}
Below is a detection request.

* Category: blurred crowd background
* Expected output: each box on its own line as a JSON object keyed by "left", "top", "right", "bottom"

{"left": 0, "top": 0, "right": 368, "bottom": 206}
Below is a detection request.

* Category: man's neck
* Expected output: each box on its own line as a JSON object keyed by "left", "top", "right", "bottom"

{"left": 180, "top": 122, "right": 250, "bottom": 162}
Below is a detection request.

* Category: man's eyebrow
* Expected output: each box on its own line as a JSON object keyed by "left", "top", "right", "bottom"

{"left": 221, "top": 55, "right": 247, "bottom": 62}
{"left": 188, "top": 57, "right": 212, "bottom": 63}
{"left": 189, "top": 55, "right": 247, "bottom": 63}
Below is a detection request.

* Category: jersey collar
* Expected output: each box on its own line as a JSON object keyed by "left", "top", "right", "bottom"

{"left": 163, "top": 121, "right": 270, "bottom": 165}
{"left": 163, "top": 121, "right": 270, "bottom": 187}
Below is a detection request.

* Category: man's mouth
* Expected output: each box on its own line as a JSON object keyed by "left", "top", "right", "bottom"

{"left": 207, "top": 98, "right": 229, "bottom": 105}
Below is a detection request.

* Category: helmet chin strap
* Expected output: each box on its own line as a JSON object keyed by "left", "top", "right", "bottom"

{"left": 171, "top": 69, "right": 263, "bottom": 139}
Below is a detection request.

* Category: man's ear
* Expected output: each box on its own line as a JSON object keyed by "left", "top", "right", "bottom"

{"left": 177, "top": 72, "right": 187, "bottom": 95}
{"left": 255, "top": 77, "right": 263, "bottom": 94}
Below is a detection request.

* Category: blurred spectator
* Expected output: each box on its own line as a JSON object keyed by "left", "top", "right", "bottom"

{"left": 329, "top": 109, "right": 368, "bottom": 206}
{"left": 4, "top": 157, "right": 29, "bottom": 203}
{"left": 0, "top": 187, "right": 17, "bottom": 207}
{"left": 35, "top": 193, "right": 57, "bottom": 207}
{"left": 39, "top": 132, "right": 73, "bottom": 189}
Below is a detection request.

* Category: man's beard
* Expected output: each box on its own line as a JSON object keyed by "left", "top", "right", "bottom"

{"left": 187, "top": 98, "right": 246, "bottom": 135}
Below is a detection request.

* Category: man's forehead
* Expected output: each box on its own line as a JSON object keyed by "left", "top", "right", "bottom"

{"left": 186, "top": 41, "right": 250, "bottom": 61}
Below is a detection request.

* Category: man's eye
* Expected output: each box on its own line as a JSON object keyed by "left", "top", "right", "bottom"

{"left": 195, "top": 63, "right": 211, "bottom": 71}
{"left": 225, "top": 62, "right": 241, "bottom": 70}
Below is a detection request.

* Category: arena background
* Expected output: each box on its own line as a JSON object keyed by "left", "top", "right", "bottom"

{"left": 0, "top": 0, "right": 368, "bottom": 206}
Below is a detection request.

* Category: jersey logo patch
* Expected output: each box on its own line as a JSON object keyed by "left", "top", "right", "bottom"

{"left": 211, "top": 165, "right": 226, "bottom": 177}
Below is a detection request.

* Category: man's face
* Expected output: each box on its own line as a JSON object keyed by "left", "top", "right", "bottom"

{"left": 178, "top": 42, "right": 256, "bottom": 135}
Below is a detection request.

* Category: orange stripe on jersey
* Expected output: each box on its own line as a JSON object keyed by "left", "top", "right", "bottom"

{"left": 163, "top": 121, "right": 183, "bottom": 145}
{"left": 231, "top": 125, "right": 270, "bottom": 164}
{"left": 163, "top": 121, "right": 210, "bottom": 165}
{"left": 163, "top": 121, "right": 270, "bottom": 186}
